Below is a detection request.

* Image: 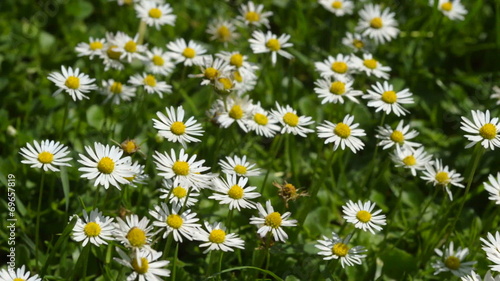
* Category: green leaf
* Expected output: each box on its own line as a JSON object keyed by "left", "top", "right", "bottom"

{"left": 41, "top": 217, "right": 77, "bottom": 276}
{"left": 65, "top": 0, "right": 94, "bottom": 20}
{"left": 60, "top": 167, "right": 70, "bottom": 211}
{"left": 39, "top": 32, "right": 56, "bottom": 54}
{"left": 86, "top": 105, "right": 105, "bottom": 130}
{"left": 380, "top": 247, "right": 418, "bottom": 279}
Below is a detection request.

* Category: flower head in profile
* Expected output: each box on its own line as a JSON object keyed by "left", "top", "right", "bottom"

{"left": 114, "top": 248, "right": 170, "bottom": 280}
{"left": 484, "top": 173, "right": 500, "bottom": 205}
{"left": 47, "top": 65, "right": 97, "bottom": 101}
{"left": 460, "top": 110, "right": 500, "bottom": 150}
{"left": 432, "top": 242, "right": 476, "bottom": 277}
{"left": 315, "top": 232, "right": 367, "bottom": 268}
{"left": 135, "top": 1, "right": 176, "bottom": 30}
{"left": 271, "top": 103, "right": 314, "bottom": 137}
{"left": 480, "top": 231, "right": 500, "bottom": 272}
{"left": 149, "top": 202, "right": 201, "bottom": 242}
{"left": 317, "top": 115, "right": 366, "bottom": 153}
{"left": 249, "top": 30, "right": 293, "bottom": 66}
{"left": 72, "top": 209, "right": 114, "bottom": 247}
{"left": 19, "top": 139, "right": 72, "bottom": 172}
{"left": 219, "top": 155, "right": 260, "bottom": 177}
{"left": 167, "top": 38, "right": 207, "bottom": 66}
{"left": 342, "top": 32, "right": 369, "bottom": 52}
{"left": 194, "top": 222, "right": 245, "bottom": 253}
{"left": 0, "top": 265, "right": 41, "bottom": 281}
{"left": 342, "top": 200, "right": 386, "bottom": 234}
{"left": 434, "top": 0, "right": 468, "bottom": 21}
{"left": 209, "top": 174, "right": 261, "bottom": 211}
{"left": 363, "top": 81, "right": 414, "bottom": 116}
{"left": 461, "top": 271, "right": 500, "bottom": 281}
{"left": 375, "top": 120, "right": 421, "bottom": 150}
{"left": 356, "top": 4, "right": 399, "bottom": 44}
{"left": 237, "top": 1, "right": 273, "bottom": 28}
{"left": 250, "top": 200, "right": 297, "bottom": 242}
{"left": 421, "top": 159, "right": 464, "bottom": 200}
{"left": 491, "top": 86, "right": 500, "bottom": 105}
{"left": 153, "top": 106, "right": 204, "bottom": 148}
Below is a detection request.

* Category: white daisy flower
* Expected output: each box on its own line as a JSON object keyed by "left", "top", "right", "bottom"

{"left": 216, "top": 51, "right": 259, "bottom": 73}
{"left": 209, "top": 174, "right": 261, "bottom": 211}
{"left": 75, "top": 37, "right": 106, "bottom": 59}
{"left": 249, "top": 200, "right": 297, "bottom": 242}
{"left": 246, "top": 103, "right": 281, "bottom": 138}
{"left": 114, "top": 248, "right": 170, "bottom": 280}
{"left": 159, "top": 178, "right": 199, "bottom": 208}
{"left": 128, "top": 73, "right": 172, "bottom": 98}
{"left": 0, "top": 265, "right": 41, "bottom": 281}
{"left": 317, "top": 115, "right": 366, "bottom": 153}
{"left": 432, "top": 242, "right": 476, "bottom": 277}
{"left": 111, "top": 32, "right": 146, "bottom": 63}
{"left": 319, "top": 0, "right": 354, "bottom": 16}
{"left": 342, "top": 32, "right": 369, "bottom": 52}
{"left": 313, "top": 77, "right": 362, "bottom": 104}
{"left": 491, "top": 86, "right": 500, "bottom": 105}
{"left": 375, "top": 120, "right": 421, "bottom": 150}
{"left": 194, "top": 221, "right": 245, "bottom": 253}
{"left": 421, "top": 159, "right": 464, "bottom": 200}
{"left": 249, "top": 30, "right": 293, "bottom": 66}
{"left": 315, "top": 232, "right": 367, "bottom": 268}
{"left": 47, "top": 65, "right": 97, "bottom": 101}
{"left": 135, "top": 1, "right": 176, "bottom": 30}
{"left": 219, "top": 155, "right": 261, "bottom": 177}
{"left": 460, "top": 110, "right": 500, "bottom": 150}
{"left": 356, "top": 4, "right": 399, "bottom": 44}
{"left": 391, "top": 146, "right": 434, "bottom": 176}
{"left": 143, "top": 47, "right": 176, "bottom": 76}
{"left": 484, "top": 173, "right": 500, "bottom": 205}
{"left": 19, "top": 139, "right": 72, "bottom": 172}
{"left": 100, "top": 79, "right": 136, "bottom": 105}
{"left": 153, "top": 148, "right": 211, "bottom": 189}
{"left": 189, "top": 56, "right": 233, "bottom": 86}
{"left": 237, "top": 1, "right": 273, "bottom": 28}
{"left": 114, "top": 214, "right": 155, "bottom": 256}
{"left": 77, "top": 142, "right": 134, "bottom": 190}
{"left": 271, "top": 103, "right": 314, "bottom": 137}
{"left": 111, "top": 0, "right": 139, "bottom": 5}
{"left": 351, "top": 53, "right": 391, "bottom": 80}
{"left": 206, "top": 18, "right": 239, "bottom": 45}
{"left": 72, "top": 209, "right": 114, "bottom": 247}
{"left": 153, "top": 105, "right": 204, "bottom": 148}
{"left": 480, "top": 231, "right": 500, "bottom": 272}
{"left": 125, "top": 161, "right": 148, "bottom": 187}
{"left": 214, "top": 96, "right": 254, "bottom": 132}
{"left": 363, "top": 81, "right": 414, "bottom": 117}
{"left": 461, "top": 271, "right": 500, "bottom": 281}
{"left": 166, "top": 38, "right": 207, "bottom": 66}
{"left": 342, "top": 200, "right": 386, "bottom": 234}
{"left": 232, "top": 68, "right": 258, "bottom": 95}
{"left": 434, "top": 0, "right": 468, "bottom": 21}
{"left": 149, "top": 202, "right": 201, "bottom": 242}
{"left": 101, "top": 33, "right": 125, "bottom": 71}
{"left": 314, "top": 54, "right": 355, "bottom": 79}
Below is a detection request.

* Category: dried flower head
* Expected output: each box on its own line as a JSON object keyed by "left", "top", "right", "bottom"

{"left": 273, "top": 181, "right": 309, "bottom": 208}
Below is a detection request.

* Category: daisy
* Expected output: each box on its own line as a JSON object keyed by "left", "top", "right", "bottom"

{"left": 47, "top": 65, "right": 97, "bottom": 101}
{"left": 219, "top": 155, "right": 261, "bottom": 177}
{"left": 101, "top": 32, "right": 125, "bottom": 71}
{"left": 375, "top": 120, "right": 421, "bottom": 150}
{"left": 462, "top": 271, "right": 500, "bottom": 281}
{"left": 114, "top": 248, "right": 170, "bottom": 280}
{"left": 342, "top": 32, "right": 369, "bottom": 52}
{"left": 189, "top": 56, "right": 233, "bottom": 86}
{"left": 143, "top": 47, "right": 176, "bottom": 76}
{"left": 135, "top": 1, "right": 176, "bottom": 30}
{"left": 209, "top": 174, "right": 261, "bottom": 211}
{"left": 125, "top": 161, "right": 148, "bottom": 187}
{"left": 149, "top": 202, "right": 200, "bottom": 242}
{"left": 313, "top": 77, "right": 362, "bottom": 104}
{"left": 111, "top": 32, "right": 146, "bottom": 63}
{"left": 491, "top": 86, "right": 500, "bottom": 105}
{"left": 78, "top": 142, "right": 134, "bottom": 190}
{"left": 75, "top": 37, "right": 106, "bottom": 59}
{"left": 72, "top": 209, "right": 114, "bottom": 247}
{"left": 391, "top": 146, "right": 434, "bottom": 176}
{"left": 0, "top": 265, "right": 41, "bottom": 281}
{"left": 460, "top": 110, "right": 500, "bottom": 150}
{"left": 206, "top": 19, "right": 239, "bottom": 45}
{"left": 435, "top": 0, "right": 468, "bottom": 21}
{"left": 271, "top": 103, "right": 314, "bottom": 137}
{"left": 214, "top": 96, "right": 254, "bottom": 131}
{"left": 120, "top": 139, "right": 141, "bottom": 155}
{"left": 342, "top": 200, "right": 386, "bottom": 234}
{"left": 480, "top": 231, "right": 500, "bottom": 272}
{"left": 232, "top": 68, "right": 258, "bottom": 95}
{"left": 314, "top": 54, "right": 355, "bottom": 79}
{"left": 421, "top": 159, "right": 464, "bottom": 200}
{"left": 100, "top": 79, "right": 136, "bottom": 105}
{"left": 249, "top": 30, "right": 293, "bottom": 66}
{"left": 317, "top": 115, "right": 366, "bottom": 153}
{"left": 194, "top": 222, "right": 245, "bottom": 253}
{"left": 318, "top": 0, "right": 354, "bottom": 16}
{"left": 356, "top": 4, "right": 399, "bottom": 44}
{"left": 249, "top": 200, "right": 297, "bottom": 242}
{"left": 166, "top": 38, "right": 207, "bottom": 66}
{"left": 351, "top": 53, "right": 391, "bottom": 80}
{"left": 153, "top": 148, "right": 211, "bottom": 189}
{"left": 237, "top": 1, "right": 273, "bottom": 28}
{"left": 432, "top": 242, "right": 476, "bottom": 277}
{"left": 315, "top": 232, "right": 367, "bottom": 268}
{"left": 246, "top": 103, "right": 281, "bottom": 138}
{"left": 153, "top": 106, "right": 204, "bottom": 148}
{"left": 159, "top": 178, "right": 199, "bottom": 208}
{"left": 128, "top": 73, "right": 172, "bottom": 98}
{"left": 363, "top": 81, "right": 414, "bottom": 116}
{"left": 484, "top": 173, "right": 500, "bottom": 204}
{"left": 19, "top": 139, "right": 72, "bottom": 172}
{"left": 216, "top": 51, "right": 259, "bottom": 73}
{"left": 114, "top": 214, "right": 155, "bottom": 256}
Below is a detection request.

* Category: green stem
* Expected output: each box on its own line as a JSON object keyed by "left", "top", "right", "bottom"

{"left": 59, "top": 104, "right": 69, "bottom": 139}
{"left": 137, "top": 21, "right": 147, "bottom": 45}
{"left": 217, "top": 251, "right": 224, "bottom": 281}
{"left": 226, "top": 208, "right": 235, "bottom": 233}
{"left": 172, "top": 242, "right": 179, "bottom": 281}
{"left": 163, "top": 233, "right": 173, "bottom": 259}
{"left": 35, "top": 171, "right": 46, "bottom": 271}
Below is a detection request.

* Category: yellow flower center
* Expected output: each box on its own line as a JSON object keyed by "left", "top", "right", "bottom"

{"left": 38, "top": 151, "right": 54, "bottom": 164}
{"left": 356, "top": 210, "right": 372, "bottom": 223}
{"left": 152, "top": 55, "right": 164, "bottom": 66}
{"left": 229, "top": 105, "right": 244, "bottom": 120}
{"left": 148, "top": 7, "right": 162, "bottom": 18}
{"left": 172, "top": 186, "right": 187, "bottom": 198}
{"left": 363, "top": 59, "right": 378, "bottom": 69}
{"left": 13, "top": 279, "right": 26, "bottom": 281}
{"left": 233, "top": 71, "right": 243, "bottom": 82}
{"left": 334, "top": 123, "right": 351, "bottom": 138}
{"left": 331, "top": 62, "right": 348, "bottom": 74}
{"left": 283, "top": 112, "right": 299, "bottom": 127}
{"left": 122, "top": 140, "right": 138, "bottom": 154}
{"left": 126, "top": 227, "right": 146, "bottom": 247}
{"left": 110, "top": 81, "right": 123, "bottom": 94}
{"left": 124, "top": 40, "right": 137, "bottom": 53}
{"left": 435, "top": 171, "right": 450, "bottom": 185}
{"left": 245, "top": 11, "right": 260, "bottom": 22}
{"left": 353, "top": 39, "right": 364, "bottom": 49}
{"left": 230, "top": 53, "right": 244, "bottom": 68}
{"left": 166, "top": 214, "right": 183, "bottom": 229}
{"left": 83, "top": 222, "right": 102, "bottom": 237}
{"left": 390, "top": 130, "right": 404, "bottom": 144}
{"left": 266, "top": 39, "right": 281, "bottom": 51}
{"left": 217, "top": 25, "right": 231, "bottom": 42}
{"left": 234, "top": 164, "right": 247, "bottom": 175}
{"left": 65, "top": 76, "right": 80, "bottom": 89}
{"left": 402, "top": 155, "right": 417, "bottom": 166}
{"left": 444, "top": 255, "right": 461, "bottom": 270}
{"left": 89, "top": 41, "right": 103, "bottom": 50}
{"left": 381, "top": 91, "right": 397, "bottom": 104}
{"left": 254, "top": 113, "right": 268, "bottom": 125}
{"left": 107, "top": 45, "right": 122, "bottom": 60}
{"left": 123, "top": 174, "right": 136, "bottom": 181}
{"left": 228, "top": 184, "right": 244, "bottom": 199}
{"left": 209, "top": 229, "right": 226, "bottom": 244}
{"left": 332, "top": 243, "right": 349, "bottom": 257}
{"left": 264, "top": 212, "right": 282, "bottom": 228}
{"left": 283, "top": 183, "right": 297, "bottom": 197}
{"left": 204, "top": 67, "right": 219, "bottom": 80}
{"left": 143, "top": 75, "right": 157, "bottom": 87}
{"left": 170, "top": 121, "right": 186, "bottom": 135}
{"left": 218, "top": 78, "right": 233, "bottom": 90}
{"left": 441, "top": 2, "right": 453, "bottom": 12}
{"left": 329, "top": 81, "right": 346, "bottom": 95}
{"left": 182, "top": 47, "right": 196, "bottom": 59}
{"left": 479, "top": 123, "right": 497, "bottom": 140}
{"left": 172, "top": 161, "right": 190, "bottom": 176}
{"left": 131, "top": 257, "right": 149, "bottom": 274}
{"left": 370, "top": 17, "right": 383, "bottom": 29}
{"left": 97, "top": 157, "right": 115, "bottom": 174}
{"left": 331, "top": 1, "right": 342, "bottom": 9}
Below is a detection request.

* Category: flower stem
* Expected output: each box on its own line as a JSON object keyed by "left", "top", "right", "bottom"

{"left": 172, "top": 242, "right": 179, "bottom": 281}
{"left": 226, "top": 208, "right": 234, "bottom": 233}
{"left": 35, "top": 170, "right": 46, "bottom": 271}
{"left": 137, "top": 21, "right": 147, "bottom": 45}
{"left": 59, "top": 104, "right": 69, "bottom": 139}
